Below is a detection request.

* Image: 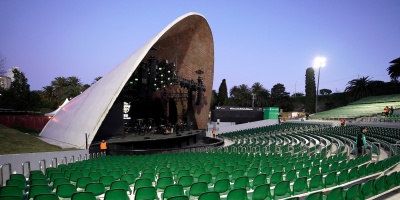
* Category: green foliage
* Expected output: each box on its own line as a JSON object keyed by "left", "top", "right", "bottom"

{"left": 0, "top": 69, "right": 31, "bottom": 110}
{"left": 345, "top": 76, "right": 372, "bottom": 101}
{"left": 251, "top": 82, "right": 270, "bottom": 107}
{"left": 305, "top": 67, "right": 316, "bottom": 113}
{"left": 387, "top": 57, "right": 400, "bottom": 81}
{"left": 217, "top": 79, "right": 228, "bottom": 106}
{"left": 270, "top": 83, "right": 292, "bottom": 111}
{"left": 319, "top": 88, "right": 332, "bottom": 95}
{"left": 230, "top": 84, "right": 251, "bottom": 106}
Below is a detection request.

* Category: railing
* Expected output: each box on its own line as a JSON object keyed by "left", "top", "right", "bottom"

{"left": 51, "top": 158, "right": 58, "bottom": 168}
{"left": 21, "top": 161, "right": 30, "bottom": 178}
{"left": 371, "top": 142, "right": 381, "bottom": 161}
{"left": 0, "top": 163, "right": 12, "bottom": 186}
{"left": 61, "top": 157, "right": 67, "bottom": 164}
{"left": 38, "top": 159, "right": 46, "bottom": 175}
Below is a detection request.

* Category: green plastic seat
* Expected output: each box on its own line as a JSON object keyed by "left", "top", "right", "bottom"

{"left": 135, "top": 186, "right": 157, "bottom": 200}
{"left": 226, "top": 188, "right": 247, "bottom": 200}
{"left": 231, "top": 170, "right": 245, "bottom": 182}
{"left": 29, "top": 179, "right": 48, "bottom": 186}
{"left": 5, "top": 179, "right": 26, "bottom": 192}
{"left": 309, "top": 174, "right": 324, "bottom": 192}
{"left": 358, "top": 165, "right": 367, "bottom": 178}
{"left": 33, "top": 193, "right": 59, "bottom": 200}
{"left": 167, "top": 195, "right": 189, "bottom": 200}
{"left": 338, "top": 169, "right": 348, "bottom": 185}
{"left": 213, "top": 179, "right": 230, "bottom": 194}
{"left": 120, "top": 173, "right": 137, "bottom": 185}
{"left": 298, "top": 167, "right": 309, "bottom": 178}
{"left": 273, "top": 181, "right": 291, "bottom": 199}
{"left": 305, "top": 191, "right": 322, "bottom": 200}
{"left": 269, "top": 172, "right": 283, "bottom": 186}
{"left": 155, "top": 177, "right": 172, "bottom": 191}
{"left": 233, "top": 176, "right": 250, "bottom": 189}
{"left": 345, "top": 183, "right": 363, "bottom": 200}
{"left": 249, "top": 183, "right": 272, "bottom": 200}
{"left": 134, "top": 178, "right": 152, "bottom": 191}
{"left": 251, "top": 173, "right": 266, "bottom": 189}
{"left": 324, "top": 171, "right": 338, "bottom": 188}
{"left": 9, "top": 174, "right": 26, "bottom": 185}
{"left": 88, "top": 171, "right": 102, "bottom": 182}
{"left": 85, "top": 182, "right": 105, "bottom": 196}
{"left": 99, "top": 175, "right": 115, "bottom": 187}
{"left": 177, "top": 175, "right": 194, "bottom": 189}
{"left": 198, "top": 191, "right": 221, "bottom": 200}
{"left": 28, "top": 185, "right": 52, "bottom": 199}
{"left": 52, "top": 177, "right": 69, "bottom": 191}
{"left": 161, "top": 184, "right": 184, "bottom": 200}
{"left": 292, "top": 177, "right": 308, "bottom": 195}
{"left": 0, "top": 186, "right": 23, "bottom": 199}
{"left": 348, "top": 167, "right": 359, "bottom": 181}
{"left": 56, "top": 183, "right": 77, "bottom": 198}
{"left": 325, "top": 187, "right": 343, "bottom": 200}
{"left": 186, "top": 182, "right": 208, "bottom": 199}
{"left": 76, "top": 176, "right": 93, "bottom": 190}
{"left": 105, "top": 188, "right": 129, "bottom": 200}
{"left": 198, "top": 173, "right": 212, "bottom": 185}
{"left": 374, "top": 175, "right": 386, "bottom": 194}
{"left": 361, "top": 179, "right": 376, "bottom": 198}
{"left": 385, "top": 172, "right": 397, "bottom": 189}
{"left": 285, "top": 169, "right": 297, "bottom": 182}
{"left": 0, "top": 196, "right": 21, "bottom": 200}
{"left": 321, "top": 163, "right": 330, "bottom": 174}
{"left": 214, "top": 171, "right": 229, "bottom": 183}
{"left": 108, "top": 170, "right": 123, "bottom": 180}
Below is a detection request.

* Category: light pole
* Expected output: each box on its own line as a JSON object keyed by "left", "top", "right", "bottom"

{"left": 251, "top": 93, "right": 256, "bottom": 107}
{"left": 314, "top": 56, "right": 326, "bottom": 113}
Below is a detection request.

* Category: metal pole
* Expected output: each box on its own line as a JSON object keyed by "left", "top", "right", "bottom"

{"left": 315, "top": 67, "right": 321, "bottom": 113}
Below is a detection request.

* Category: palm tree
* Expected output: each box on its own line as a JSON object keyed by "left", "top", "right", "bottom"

{"left": 251, "top": 82, "right": 270, "bottom": 107}
{"left": 230, "top": 84, "right": 251, "bottom": 106}
{"left": 345, "top": 76, "right": 372, "bottom": 101}
{"left": 387, "top": 57, "right": 400, "bottom": 81}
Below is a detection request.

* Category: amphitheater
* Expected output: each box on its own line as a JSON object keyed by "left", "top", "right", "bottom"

{"left": 2, "top": 13, "right": 400, "bottom": 200}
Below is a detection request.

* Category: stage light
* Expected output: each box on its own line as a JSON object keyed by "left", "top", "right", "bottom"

{"left": 134, "top": 78, "right": 138, "bottom": 81}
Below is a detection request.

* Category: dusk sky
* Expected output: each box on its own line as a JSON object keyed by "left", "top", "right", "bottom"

{"left": 1, "top": 0, "right": 399, "bottom": 95}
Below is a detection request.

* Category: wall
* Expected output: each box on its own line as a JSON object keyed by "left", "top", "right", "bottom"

{"left": 0, "top": 115, "right": 50, "bottom": 131}
{"left": 0, "top": 149, "right": 88, "bottom": 186}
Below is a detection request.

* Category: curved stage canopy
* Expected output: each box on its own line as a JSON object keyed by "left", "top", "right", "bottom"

{"left": 40, "top": 12, "right": 214, "bottom": 149}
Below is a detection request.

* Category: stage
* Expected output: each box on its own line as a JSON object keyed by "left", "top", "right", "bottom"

{"left": 89, "top": 130, "right": 224, "bottom": 155}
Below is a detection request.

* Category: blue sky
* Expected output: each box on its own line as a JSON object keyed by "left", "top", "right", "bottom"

{"left": 1, "top": 0, "right": 399, "bottom": 95}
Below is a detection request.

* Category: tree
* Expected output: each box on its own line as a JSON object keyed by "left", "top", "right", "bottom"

{"left": 211, "top": 89, "right": 218, "bottom": 110}
{"left": 305, "top": 67, "right": 316, "bottom": 113}
{"left": 6, "top": 68, "right": 31, "bottom": 110}
{"left": 387, "top": 57, "right": 400, "bottom": 81}
{"left": 345, "top": 76, "right": 372, "bottom": 101}
{"left": 270, "top": 83, "right": 292, "bottom": 111}
{"left": 217, "top": 79, "right": 228, "bottom": 106}
{"left": 92, "top": 76, "right": 102, "bottom": 85}
{"left": 251, "top": 82, "right": 270, "bottom": 107}
{"left": 230, "top": 84, "right": 251, "bottom": 107}
{"left": 319, "top": 89, "right": 332, "bottom": 95}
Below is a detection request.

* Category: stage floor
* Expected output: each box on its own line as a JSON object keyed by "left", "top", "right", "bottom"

{"left": 97, "top": 130, "right": 203, "bottom": 144}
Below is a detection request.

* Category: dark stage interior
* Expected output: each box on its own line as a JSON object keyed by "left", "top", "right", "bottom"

{"left": 89, "top": 56, "right": 222, "bottom": 154}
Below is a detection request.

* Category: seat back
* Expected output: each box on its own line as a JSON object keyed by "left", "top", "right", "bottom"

{"left": 135, "top": 186, "right": 157, "bottom": 200}
{"left": 56, "top": 183, "right": 77, "bottom": 198}
{"left": 105, "top": 189, "right": 129, "bottom": 200}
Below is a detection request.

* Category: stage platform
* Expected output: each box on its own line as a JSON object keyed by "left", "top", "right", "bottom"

{"left": 89, "top": 130, "right": 224, "bottom": 155}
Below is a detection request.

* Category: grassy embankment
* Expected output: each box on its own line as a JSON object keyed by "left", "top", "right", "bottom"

{"left": 0, "top": 125, "right": 75, "bottom": 155}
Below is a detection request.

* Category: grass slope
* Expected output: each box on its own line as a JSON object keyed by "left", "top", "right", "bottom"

{"left": 0, "top": 125, "right": 70, "bottom": 155}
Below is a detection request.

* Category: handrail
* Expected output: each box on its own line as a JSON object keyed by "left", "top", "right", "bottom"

{"left": 61, "top": 156, "right": 67, "bottom": 164}
{"left": 70, "top": 155, "right": 75, "bottom": 163}
{"left": 22, "top": 161, "right": 30, "bottom": 178}
{"left": 51, "top": 158, "right": 58, "bottom": 168}
{"left": 38, "top": 159, "right": 46, "bottom": 174}
{"left": 371, "top": 142, "right": 381, "bottom": 161}
{"left": 0, "top": 163, "right": 12, "bottom": 186}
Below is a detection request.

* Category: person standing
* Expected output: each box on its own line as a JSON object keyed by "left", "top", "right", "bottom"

{"left": 385, "top": 106, "right": 390, "bottom": 117}
{"left": 100, "top": 140, "right": 107, "bottom": 155}
{"left": 212, "top": 129, "right": 216, "bottom": 138}
{"left": 340, "top": 119, "right": 345, "bottom": 126}
{"left": 390, "top": 106, "right": 394, "bottom": 116}
{"left": 357, "top": 127, "right": 367, "bottom": 157}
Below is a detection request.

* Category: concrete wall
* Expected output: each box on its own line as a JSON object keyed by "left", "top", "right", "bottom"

{"left": 0, "top": 149, "right": 88, "bottom": 186}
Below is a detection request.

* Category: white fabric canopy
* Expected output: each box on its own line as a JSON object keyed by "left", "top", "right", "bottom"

{"left": 44, "top": 98, "right": 69, "bottom": 116}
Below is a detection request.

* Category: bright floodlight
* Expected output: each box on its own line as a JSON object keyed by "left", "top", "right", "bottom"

{"left": 313, "top": 56, "right": 326, "bottom": 68}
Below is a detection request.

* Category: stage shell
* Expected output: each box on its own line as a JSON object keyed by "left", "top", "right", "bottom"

{"left": 39, "top": 12, "right": 214, "bottom": 149}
